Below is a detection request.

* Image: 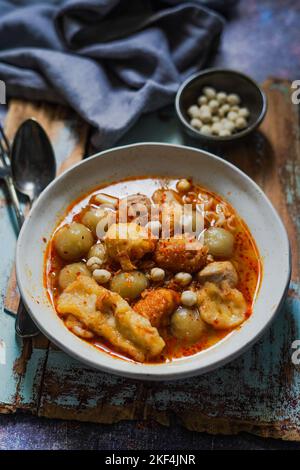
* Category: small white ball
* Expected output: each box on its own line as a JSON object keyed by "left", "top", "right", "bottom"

{"left": 199, "top": 105, "right": 212, "bottom": 123}
{"left": 203, "top": 86, "right": 216, "bottom": 99}
{"left": 235, "top": 116, "right": 248, "bottom": 129}
{"left": 93, "top": 269, "right": 111, "bottom": 284}
{"left": 216, "top": 91, "right": 227, "bottom": 104}
{"left": 86, "top": 256, "right": 103, "bottom": 271}
{"left": 190, "top": 118, "right": 202, "bottom": 129}
{"left": 219, "top": 129, "right": 231, "bottom": 137}
{"left": 187, "top": 105, "right": 200, "bottom": 119}
{"left": 212, "top": 116, "right": 220, "bottom": 123}
{"left": 239, "top": 107, "right": 250, "bottom": 118}
{"left": 150, "top": 267, "right": 165, "bottom": 282}
{"left": 177, "top": 178, "right": 191, "bottom": 192}
{"left": 174, "top": 272, "right": 193, "bottom": 287}
{"left": 218, "top": 103, "right": 230, "bottom": 117}
{"left": 211, "top": 122, "right": 222, "bottom": 135}
{"left": 227, "top": 111, "right": 238, "bottom": 122}
{"left": 197, "top": 95, "right": 208, "bottom": 105}
{"left": 200, "top": 125, "right": 212, "bottom": 136}
{"left": 230, "top": 105, "right": 240, "bottom": 113}
{"left": 181, "top": 290, "right": 198, "bottom": 307}
{"left": 227, "top": 93, "right": 241, "bottom": 106}
{"left": 208, "top": 99, "right": 219, "bottom": 114}
{"left": 222, "top": 119, "right": 235, "bottom": 132}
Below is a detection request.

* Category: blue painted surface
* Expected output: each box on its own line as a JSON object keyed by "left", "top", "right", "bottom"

{"left": 1, "top": 101, "right": 300, "bottom": 438}
{"left": 0, "top": 0, "right": 300, "bottom": 449}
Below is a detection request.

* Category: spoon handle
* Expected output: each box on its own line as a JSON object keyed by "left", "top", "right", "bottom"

{"left": 4, "top": 173, "right": 25, "bottom": 229}
{"left": 14, "top": 194, "right": 39, "bottom": 338}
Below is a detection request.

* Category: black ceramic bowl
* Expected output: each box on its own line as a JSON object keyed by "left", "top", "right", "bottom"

{"left": 175, "top": 68, "right": 267, "bottom": 143}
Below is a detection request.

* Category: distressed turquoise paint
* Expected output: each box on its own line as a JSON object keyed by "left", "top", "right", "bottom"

{"left": 1, "top": 102, "right": 300, "bottom": 438}
{"left": 18, "top": 349, "right": 48, "bottom": 409}
{"left": 0, "top": 182, "right": 22, "bottom": 408}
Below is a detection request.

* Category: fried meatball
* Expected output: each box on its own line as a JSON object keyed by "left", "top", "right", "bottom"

{"left": 134, "top": 288, "right": 180, "bottom": 327}
{"left": 154, "top": 237, "right": 208, "bottom": 273}
{"left": 121, "top": 193, "right": 152, "bottom": 225}
{"left": 104, "top": 222, "right": 156, "bottom": 270}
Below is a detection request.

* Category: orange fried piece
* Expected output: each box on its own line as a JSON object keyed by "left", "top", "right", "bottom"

{"left": 154, "top": 237, "right": 208, "bottom": 273}
{"left": 134, "top": 288, "right": 180, "bottom": 327}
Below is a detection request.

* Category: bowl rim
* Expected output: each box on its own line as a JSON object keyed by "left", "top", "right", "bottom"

{"left": 16, "top": 142, "right": 291, "bottom": 380}
{"left": 175, "top": 67, "right": 268, "bottom": 142}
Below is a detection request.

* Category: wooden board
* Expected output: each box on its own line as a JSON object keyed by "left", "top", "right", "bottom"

{"left": 1, "top": 79, "right": 299, "bottom": 441}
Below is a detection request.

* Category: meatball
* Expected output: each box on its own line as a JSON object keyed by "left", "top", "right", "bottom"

{"left": 134, "top": 288, "right": 180, "bottom": 327}
{"left": 121, "top": 193, "right": 152, "bottom": 225}
{"left": 154, "top": 237, "right": 208, "bottom": 273}
{"left": 81, "top": 207, "right": 115, "bottom": 235}
{"left": 204, "top": 227, "right": 234, "bottom": 258}
{"left": 54, "top": 222, "right": 94, "bottom": 261}
{"left": 171, "top": 306, "right": 207, "bottom": 343}
{"left": 110, "top": 271, "right": 149, "bottom": 300}
{"left": 58, "top": 263, "right": 91, "bottom": 290}
{"left": 104, "top": 222, "right": 156, "bottom": 270}
{"left": 197, "top": 261, "right": 238, "bottom": 287}
{"left": 198, "top": 282, "right": 247, "bottom": 330}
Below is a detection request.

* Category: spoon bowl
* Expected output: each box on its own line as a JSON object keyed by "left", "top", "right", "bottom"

{"left": 11, "top": 118, "right": 56, "bottom": 337}
{"left": 11, "top": 119, "right": 56, "bottom": 202}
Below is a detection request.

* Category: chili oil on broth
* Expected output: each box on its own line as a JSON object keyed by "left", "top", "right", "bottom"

{"left": 45, "top": 176, "right": 262, "bottom": 364}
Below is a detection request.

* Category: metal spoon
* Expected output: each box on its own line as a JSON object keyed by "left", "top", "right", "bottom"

{"left": 11, "top": 119, "right": 56, "bottom": 337}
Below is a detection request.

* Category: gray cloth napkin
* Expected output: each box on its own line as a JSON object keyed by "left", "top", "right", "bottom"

{"left": 0, "top": 0, "right": 237, "bottom": 149}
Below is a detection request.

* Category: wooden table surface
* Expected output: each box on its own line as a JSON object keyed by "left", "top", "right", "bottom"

{"left": 1, "top": 0, "right": 300, "bottom": 450}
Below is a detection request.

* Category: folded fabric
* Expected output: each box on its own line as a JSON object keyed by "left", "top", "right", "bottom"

{"left": 0, "top": 0, "right": 237, "bottom": 149}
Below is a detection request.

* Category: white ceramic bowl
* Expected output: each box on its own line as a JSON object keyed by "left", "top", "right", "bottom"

{"left": 16, "top": 143, "right": 291, "bottom": 380}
